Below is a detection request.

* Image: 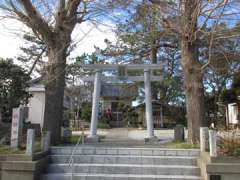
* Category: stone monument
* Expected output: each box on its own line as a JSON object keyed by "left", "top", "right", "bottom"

{"left": 10, "top": 107, "right": 24, "bottom": 149}
{"left": 174, "top": 124, "right": 185, "bottom": 141}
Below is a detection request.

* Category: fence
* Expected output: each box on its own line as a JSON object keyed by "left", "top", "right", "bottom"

{"left": 25, "top": 129, "right": 51, "bottom": 156}
{"left": 217, "top": 129, "right": 240, "bottom": 156}
{"left": 200, "top": 127, "right": 240, "bottom": 157}
{"left": 10, "top": 129, "right": 51, "bottom": 156}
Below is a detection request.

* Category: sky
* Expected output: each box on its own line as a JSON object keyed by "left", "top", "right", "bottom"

{"left": 0, "top": 13, "right": 116, "bottom": 60}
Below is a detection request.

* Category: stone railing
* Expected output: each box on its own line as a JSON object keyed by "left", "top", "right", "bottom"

{"left": 25, "top": 129, "right": 51, "bottom": 156}
{"left": 200, "top": 127, "right": 218, "bottom": 157}
{"left": 199, "top": 127, "right": 240, "bottom": 180}
{"left": 1, "top": 130, "right": 51, "bottom": 180}
{"left": 200, "top": 127, "right": 240, "bottom": 157}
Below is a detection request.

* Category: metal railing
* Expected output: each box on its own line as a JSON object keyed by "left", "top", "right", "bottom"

{"left": 68, "top": 127, "right": 85, "bottom": 180}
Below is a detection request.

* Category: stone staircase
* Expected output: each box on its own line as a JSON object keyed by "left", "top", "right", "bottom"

{"left": 42, "top": 146, "right": 203, "bottom": 180}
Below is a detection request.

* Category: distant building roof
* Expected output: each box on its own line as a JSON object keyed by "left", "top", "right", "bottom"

{"left": 28, "top": 77, "right": 45, "bottom": 92}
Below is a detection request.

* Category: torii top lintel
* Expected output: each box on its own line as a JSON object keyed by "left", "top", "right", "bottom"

{"left": 81, "top": 64, "right": 164, "bottom": 82}
{"left": 81, "top": 64, "right": 164, "bottom": 70}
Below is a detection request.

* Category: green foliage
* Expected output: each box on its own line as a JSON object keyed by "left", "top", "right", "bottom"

{"left": 67, "top": 53, "right": 106, "bottom": 86}
{"left": 0, "top": 145, "right": 25, "bottom": 154}
{"left": 234, "top": 148, "right": 240, "bottom": 156}
{"left": 97, "top": 121, "right": 110, "bottom": 129}
{"left": 220, "top": 72, "right": 240, "bottom": 104}
{"left": 0, "top": 58, "right": 31, "bottom": 122}
{"left": 63, "top": 109, "right": 75, "bottom": 120}
{"left": 0, "top": 139, "right": 41, "bottom": 154}
{"left": 98, "top": 115, "right": 111, "bottom": 129}
{"left": 80, "top": 103, "right": 92, "bottom": 122}
{"left": 63, "top": 110, "right": 75, "bottom": 127}
{"left": 17, "top": 33, "right": 46, "bottom": 75}
{"left": 117, "top": 102, "right": 138, "bottom": 127}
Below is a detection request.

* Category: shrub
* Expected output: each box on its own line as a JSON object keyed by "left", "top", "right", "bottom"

{"left": 218, "top": 129, "right": 240, "bottom": 157}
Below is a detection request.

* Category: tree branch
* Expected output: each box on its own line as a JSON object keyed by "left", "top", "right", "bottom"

{"left": 28, "top": 47, "right": 47, "bottom": 75}
{"left": 66, "top": 0, "right": 83, "bottom": 19}
{"left": 17, "top": 0, "right": 53, "bottom": 41}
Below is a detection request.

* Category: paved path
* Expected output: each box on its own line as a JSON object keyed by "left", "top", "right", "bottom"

{"left": 73, "top": 128, "right": 185, "bottom": 145}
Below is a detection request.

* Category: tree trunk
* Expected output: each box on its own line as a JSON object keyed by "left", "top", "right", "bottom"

{"left": 151, "top": 40, "right": 159, "bottom": 100}
{"left": 43, "top": 41, "right": 68, "bottom": 145}
{"left": 150, "top": 40, "right": 157, "bottom": 64}
{"left": 181, "top": 40, "right": 205, "bottom": 144}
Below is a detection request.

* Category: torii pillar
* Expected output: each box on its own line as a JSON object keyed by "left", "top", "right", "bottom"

{"left": 144, "top": 69, "right": 158, "bottom": 143}
{"left": 87, "top": 70, "right": 101, "bottom": 142}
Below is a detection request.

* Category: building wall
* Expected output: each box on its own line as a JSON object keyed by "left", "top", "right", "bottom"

{"left": 28, "top": 91, "right": 45, "bottom": 129}
{"left": 228, "top": 103, "right": 239, "bottom": 124}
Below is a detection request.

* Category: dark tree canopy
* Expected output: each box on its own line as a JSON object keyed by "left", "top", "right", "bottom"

{"left": 0, "top": 58, "right": 31, "bottom": 122}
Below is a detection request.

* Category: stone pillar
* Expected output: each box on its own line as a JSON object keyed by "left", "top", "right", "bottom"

{"left": 209, "top": 130, "right": 217, "bottom": 157}
{"left": 144, "top": 69, "right": 155, "bottom": 139}
{"left": 160, "top": 105, "right": 164, "bottom": 128}
{"left": 26, "top": 129, "right": 35, "bottom": 156}
{"left": 10, "top": 107, "right": 24, "bottom": 149}
{"left": 174, "top": 124, "right": 185, "bottom": 141}
{"left": 200, "top": 127, "right": 209, "bottom": 152}
{"left": 41, "top": 131, "right": 51, "bottom": 152}
{"left": 87, "top": 70, "right": 101, "bottom": 142}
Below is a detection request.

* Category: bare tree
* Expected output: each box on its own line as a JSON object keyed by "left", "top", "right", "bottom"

{"left": 0, "top": 0, "right": 107, "bottom": 144}
{"left": 148, "top": 0, "right": 240, "bottom": 143}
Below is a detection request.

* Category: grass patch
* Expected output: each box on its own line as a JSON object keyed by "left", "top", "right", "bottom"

{"left": 97, "top": 122, "right": 110, "bottom": 129}
{"left": 70, "top": 135, "right": 84, "bottom": 144}
{"left": 0, "top": 139, "right": 42, "bottom": 155}
{"left": 163, "top": 141, "right": 200, "bottom": 149}
{"left": 0, "top": 145, "right": 25, "bottom": 154}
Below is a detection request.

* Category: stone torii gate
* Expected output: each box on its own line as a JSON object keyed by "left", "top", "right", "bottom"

{"left": 81, "top": 64, "right": 163, "bottom": 143}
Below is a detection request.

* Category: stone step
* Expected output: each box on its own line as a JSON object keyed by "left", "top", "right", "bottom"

{"left": 50, "top": 154, "right": 197, "bottom": 165}
{"left": 50, "top": 147, "right": 200, "bottom": 157}
{"left": 47, "top": 164, "right": 200, "bottom": 176}
{"left": 42, "top": 173, "right": 203, "bottom": 180}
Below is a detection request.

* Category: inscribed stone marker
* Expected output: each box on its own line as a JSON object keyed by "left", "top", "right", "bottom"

{"left": 10, "top": 107, "right": 23, "bottom": 149}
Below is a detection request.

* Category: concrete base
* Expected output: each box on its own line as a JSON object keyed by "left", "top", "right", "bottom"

{"left": 1, "top": 154, "right": 48, "bottom": 180}
{"left": 198, "top": 152, "right": 240, "bottom": 180}
{"left": 144, "top": 136, "right": 159, "bottom": 144}
{"left": 86, "top": 135, "right": 99, "bottom": 143}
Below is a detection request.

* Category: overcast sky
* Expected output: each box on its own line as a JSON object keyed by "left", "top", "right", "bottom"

{"left": 0, "top": 15, "right": 116, "bottom": 59}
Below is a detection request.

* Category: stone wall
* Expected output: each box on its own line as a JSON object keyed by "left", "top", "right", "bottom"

{"left": 0, "top": 156, "right": 7, "bottom": 180}
{"left": 0, "top": 152, "right": 48, "bottom": 180}
{"left": 198, "top": 152, "right": 240, "bottom": 180}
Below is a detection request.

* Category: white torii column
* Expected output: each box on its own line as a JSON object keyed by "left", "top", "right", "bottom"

{"left": 88, "top": 70, "right": 101, "bottom": 142}
{"left": 144, "top": 69, "right": 155, "bottom": 140}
